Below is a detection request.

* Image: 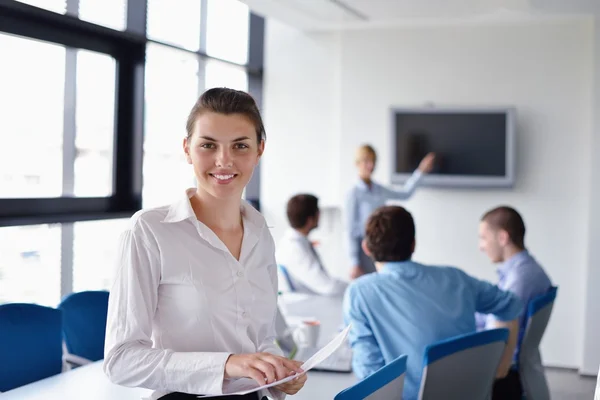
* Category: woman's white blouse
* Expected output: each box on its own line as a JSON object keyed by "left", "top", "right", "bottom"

{"left": 103, "top": 188, "right": 284, "bottom": 399}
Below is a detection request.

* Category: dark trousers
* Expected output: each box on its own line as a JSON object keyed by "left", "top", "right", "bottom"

{"left": 159, "top": 392, "right": 259, "bottom": 400}
{"left": 492, "top": 369, "right": 523, "bottom": 400}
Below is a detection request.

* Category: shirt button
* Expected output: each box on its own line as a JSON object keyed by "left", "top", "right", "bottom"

{"left": 237, "top": 271, "right": 244, "bottom": 277}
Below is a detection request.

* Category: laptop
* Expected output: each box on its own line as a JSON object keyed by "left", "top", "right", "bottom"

{"left": 274, "top": 307, "right": 353, "bottom": 373}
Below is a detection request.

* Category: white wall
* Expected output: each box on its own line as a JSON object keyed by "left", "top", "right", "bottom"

{"left": 581, "top": 16, "right": 600, "bottom": 376}
{"left": 337, "top": 20, "right": 593, "bottom": 369}
{"left": 261, "top": 20, "right": 347, "bottom": 276}
{"left": 263, "top": 18, "right": 597, "bottom": 369}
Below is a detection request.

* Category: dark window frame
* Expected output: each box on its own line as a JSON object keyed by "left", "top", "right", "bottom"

{"left": 0, "top": 0, "right": 264, "bottom": 226}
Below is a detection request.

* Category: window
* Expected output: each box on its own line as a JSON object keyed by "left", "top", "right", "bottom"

{"left": 74, "top": 49, "right": 117, "bottom": 197}
{"left": 72, "top": 218, "right": 130, "bottom": 292}
{"left": 0, "top": 33, "right": 65, "bottom": 198}
{"left": 15, "top": 0, "right": 66, "bottom": 14}
{"left": 206, "top": 0, "right": 249, "bottom": 65}
{"left": 78, "top": 0, "right": 127, "bottom": 31}
{"left": 205, "top": 59, "right": 248, "bottom": 91}
{"left": 0, "top": 224, "right": 61, "bottom": 306}
{"left": 1, "top": 0, "right": 262, "bottom": 305}
{"left": 143, "top": 43, "right": 198, "bottom": 208}
{"left": 147, "top": 0, "right": 201, "bottom": 50}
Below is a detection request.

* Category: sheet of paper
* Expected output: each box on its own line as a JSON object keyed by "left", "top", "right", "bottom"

{"left": 298, "top": 324, "right": 350, "bottom": 371}
{"left": 198, "top": 324, "right": 351, "bottom": 398}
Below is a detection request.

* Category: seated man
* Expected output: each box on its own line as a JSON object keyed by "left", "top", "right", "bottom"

{"left": 477, "top": 206, "right": 553, "bottom": 395}
{"left": 343, "top": 205, "right": 523, "bottom": 400}
{"left": 276, "top": 194, "right": 347, "bottom": 296}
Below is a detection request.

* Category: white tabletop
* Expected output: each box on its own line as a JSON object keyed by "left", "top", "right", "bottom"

{"left": 278, "top": 293, "right": 357, "bottom": 399}
{"left": 0, "top": 293, "right": 356, "bottom": 400}
{"left": 0, "top": 362, "right": 152, "bottom": 400}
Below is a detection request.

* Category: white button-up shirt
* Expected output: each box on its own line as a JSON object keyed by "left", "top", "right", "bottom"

{"left": 275, "top": 229, "right": 347, "bottom": 296}
{"left": 104, "top": 189, "right": 284, "bottom": 399}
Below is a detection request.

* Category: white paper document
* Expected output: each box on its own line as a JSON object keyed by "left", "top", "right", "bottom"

{"left": 198, "top": 324, "right": 351, "bottom": 398}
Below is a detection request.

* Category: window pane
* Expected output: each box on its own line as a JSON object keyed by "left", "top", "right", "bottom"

{"left": 0, "top": 33, "right": 65, "bottom": 198}
{"left": 0, "top": 224, "right": 61, "bottom": 306}
{"left": 205, "top": 59, "right": 248, "bottom": 92}
{"left": 15, "top": 0, "right": 66, "bottom": 14}
{"left": 74, "top": 50, "right": 116, "bottom": 197}
{"left": 73, "top": 218, "right": 129, "bottom": 292}
{"left": 79, "top": 0, "right": 127, "bottom": 31}
{"left": 206, "top": 0, "right": 249, "bottom": 65}
{"left": 147, "top": 0, "right": 201, "bottom": 50}
{"left": 143, "top": 44, "right": 198, "bottom": 208}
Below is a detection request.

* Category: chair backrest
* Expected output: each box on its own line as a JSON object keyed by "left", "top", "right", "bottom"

{"left": 0, "top": 303, "right": 63, "bottom": 392}
{"left": 418, "top": 328, "right": 509, "bottom": 400}
{"left": 277, "top": 264, "right": 296, "bottom": 292}
{"left": 58, "top": 290, "right": 109, "bottom": 362}
{"left": 335, "top": 355, "right": 407, "bottom": 400}
{"left": 519, "top": 286, "right": 558, "bottom": 400}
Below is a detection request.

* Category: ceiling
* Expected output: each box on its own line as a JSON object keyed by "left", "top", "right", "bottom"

{"left": 240, "top": 0, "right": 598, "bottom": 30}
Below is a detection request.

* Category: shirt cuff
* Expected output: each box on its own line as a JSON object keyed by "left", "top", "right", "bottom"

{"left": 167, "top": 351, "right": 230, "bottom": 395}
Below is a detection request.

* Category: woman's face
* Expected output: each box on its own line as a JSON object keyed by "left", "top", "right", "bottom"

{"left": 356, "top": 155, "right": 375, "bottom": 180}
{"left": 184, "top": 111, "right": 263, "bottom": 200}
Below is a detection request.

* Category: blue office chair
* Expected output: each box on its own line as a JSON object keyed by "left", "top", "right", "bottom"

{"left": 277, "top": 264, "right": 296, "bottom": 292}
{"left": 519, "top": 286, "right": 558, "bottom": 400}
{"left": 0, "top": 303, "right": 63, "bottom": 392}
{"left": 335, "top": 354, "right": 407, "bottom": 400}
{"left": 58, "top": 290, "right": 109, "bottom": 365}
{"left": 418, "top": 328, "right": 509, "bottom": 400}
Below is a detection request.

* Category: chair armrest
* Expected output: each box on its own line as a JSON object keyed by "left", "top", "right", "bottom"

{"left": 63, "top": 352, "right": 93, "bottom": 367}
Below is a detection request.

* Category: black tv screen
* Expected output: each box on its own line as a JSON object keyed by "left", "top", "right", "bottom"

{"left": 390, "top": 108, "right": 515, "bottom": 188}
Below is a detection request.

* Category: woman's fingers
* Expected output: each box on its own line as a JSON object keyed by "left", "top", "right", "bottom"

{"left": 224, "top": 352, "right": 305, "bottom": 386}
{"left": 274, "top": 372, "right": 308, "bottom": 394}
{"left": 260, "top": 354, "right": 290, "bottom": 381}
{"left": 280, "top": 358, "right": 305, "bottom": 374}
{"left": 246, "top": 367, "right": 268, "bottom": 387}
{"left": 252, "top": 358, "right": 276, "bottom": 384}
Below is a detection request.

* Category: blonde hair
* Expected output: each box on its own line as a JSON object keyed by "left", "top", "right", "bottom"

{"left": 355, "top": 144, "right": 377, "bottom": 163}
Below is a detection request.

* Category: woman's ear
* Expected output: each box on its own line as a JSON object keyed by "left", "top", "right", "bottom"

{"left": 256, "top": 140, "right": 265, "bottom": 164}
{"left": 183, "top": 137, "right": 192, "bottom": 164}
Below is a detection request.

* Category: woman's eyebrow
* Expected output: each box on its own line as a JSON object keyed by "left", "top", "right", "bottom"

{"left": 199, "top": 136, "right": 251, "bottom": 142}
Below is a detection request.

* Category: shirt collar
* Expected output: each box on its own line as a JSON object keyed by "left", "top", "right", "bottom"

{"left": 162, "top": 188, "right": 197, "bottom": 224}
{"left": 380, "top": 260, "right": 420, "bottom": 277}
{"left": 355, "top": 179, "right": 378, "bottom": 192}
{"left": 285, "top": 228, "right": 309, "bottom": 242}
{"left": 162, "top": 188, "right": 266, "bottom": 231}
{"left": 497, "top": 249, "right": 530, "bottom": 278}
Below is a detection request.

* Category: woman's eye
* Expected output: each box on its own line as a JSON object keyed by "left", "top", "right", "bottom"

{"left": 201, "top": 143, "right": 215, "bottom": 149}
{"left": 234, "top": 143, "right": 249, "bottom": 149}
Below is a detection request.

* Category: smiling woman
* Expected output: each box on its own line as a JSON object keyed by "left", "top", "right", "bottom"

{"left": 103, "top": 88, "right": 307, "bottom": 400}
{"left": 183, "top": 89, "right": 265, "bottom": 203}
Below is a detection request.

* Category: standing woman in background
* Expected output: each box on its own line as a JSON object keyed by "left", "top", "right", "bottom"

{"left": 345, "top": 144, "right": 435, "bottom": 279}
{"left": 104, "top": 88, "right": 306, "bottom": 400}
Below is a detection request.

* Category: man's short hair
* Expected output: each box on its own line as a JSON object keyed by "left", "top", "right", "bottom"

{"left": 365, "top": 206, "right": 415, "bottom": 262}
{"left": 481, "top": 206, "right": 526, "bottom": 249}
{"left": 286, "top": 194, "right": 319, "bottom": 229}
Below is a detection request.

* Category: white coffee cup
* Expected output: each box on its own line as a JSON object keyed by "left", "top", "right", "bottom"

{"left": 293, "top": 319, "right": 321, "bottom": 348}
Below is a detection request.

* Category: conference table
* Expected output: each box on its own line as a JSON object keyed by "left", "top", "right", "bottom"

{"left": 0, "top": 293, "right": 356, "bottom": 400}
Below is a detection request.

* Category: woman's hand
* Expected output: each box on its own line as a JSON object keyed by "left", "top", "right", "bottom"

{"left": 274, "top": 362, "right": 308, "bottom": 395}
{"left": 224, "top": 353, "right": 303, "bottom": 387}
{"left": 418, "top": 152, "right": 436, "bottom": 173}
